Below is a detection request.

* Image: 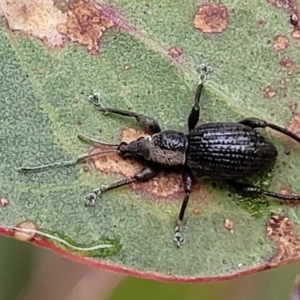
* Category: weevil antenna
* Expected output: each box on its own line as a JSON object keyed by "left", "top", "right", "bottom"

{"left": 78, "top": 133, "right": 119, "bottom": 147}
{"left": 17, "top": 149, "right": 119, "bottom": 173}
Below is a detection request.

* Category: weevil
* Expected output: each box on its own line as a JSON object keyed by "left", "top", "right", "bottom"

{"left": 18, "top": 73, "right": 300, "bottom": 247}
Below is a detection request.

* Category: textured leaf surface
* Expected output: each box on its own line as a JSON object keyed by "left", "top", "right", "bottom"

{"left": 1, "top": 0, "right": 300, "bottom": 282}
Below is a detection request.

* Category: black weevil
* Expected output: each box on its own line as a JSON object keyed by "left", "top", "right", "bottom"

{"left": 19, "top": 70, "right": 300, "bottom": 247}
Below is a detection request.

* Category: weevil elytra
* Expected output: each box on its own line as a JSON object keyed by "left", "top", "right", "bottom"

{"left": 18, "top": 68, "right": 300, "bottom": 247}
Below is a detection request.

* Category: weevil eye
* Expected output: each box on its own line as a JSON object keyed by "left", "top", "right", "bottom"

{"left": 117, "top": 142, "right": 128, "bottom": 155}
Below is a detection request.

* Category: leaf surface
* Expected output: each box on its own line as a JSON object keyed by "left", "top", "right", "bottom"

{"left": 1, "top": 0, "right": 300, "bottom": 282}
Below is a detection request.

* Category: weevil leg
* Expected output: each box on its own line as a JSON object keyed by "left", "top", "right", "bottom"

{"left": 173, "top": 167, "right": 194, "bottom": 247}
{"left": 84, "top": 166, "right": 158, "bottom": 206}
{"left": 239, "top": 117, "right": 300, "bottom": 144}
{"left": 228, "top": 181, "right": 300, "bottom": 201}
{"left": 89, "top": 93, "right": 161, "bottom": 134}
{"left": 188, "top": 83, "right": 204, "bottom": 132}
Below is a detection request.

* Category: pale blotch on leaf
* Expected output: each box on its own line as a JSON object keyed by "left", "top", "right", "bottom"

{"left": 0, "top": 0, "right": 67, "bottom": 47}
{"left": 288, "top": 101, "right": 297, "bottom": 114}
{"left": 263, "top": 86, "right": 276, "bottom": 98}
{"left": 280, "top": 57, "right": 294, "bottom": 69}
{"left": 193, "top": 4, "right": 228, "bottom": 34}
{"left": 14, "top": 220, "right": 37, "bottom": 242}
{"left": 273, "top": 35, "right": 289, "bottom": 51}
{"left": 123, "top": 64, "right": 130, "bottom": 70}
{"left": 56, "top": 0, "right": 114, "bottom": 54}
{"left": 167, "top": 46, "right": 183, "bottom": 60}
{"left": 287, "top": 114, "right": 300, "bottom": 135}
{"left": 120, "top": 127, "right": 149, "bottom": 144}
{"left": 0, "top": 197, "right": 9, "bottom": 208}
{"left": 292, "top": 29, "right": 300, "bottom": 39}
{"left": 224, "top": 218, "right": 234, "bottom": 232}
{"left": 193, "top": 207, "right": 201, "bottom": 215}
{"left": 266, "top": 215, "right": 300, "bottom": 266}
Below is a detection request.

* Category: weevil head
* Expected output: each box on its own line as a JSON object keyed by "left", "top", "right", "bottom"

{"left": 117, "top": 136, "right": 151, "bottom": 160}
{"left": 117, "top": 131, "right": 188, "bottom": 166}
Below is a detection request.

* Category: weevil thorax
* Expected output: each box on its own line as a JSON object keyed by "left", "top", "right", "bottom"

{"left": 118, "top": 130, "right": 188, "bottom": 166}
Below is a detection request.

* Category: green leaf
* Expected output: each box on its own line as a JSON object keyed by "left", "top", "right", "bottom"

{"left": 1, "top": 0, "right": 300, "bottom": 282}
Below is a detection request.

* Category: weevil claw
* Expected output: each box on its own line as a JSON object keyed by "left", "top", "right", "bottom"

{"left": 88, "top": 92, "right": 100, "bottom": 103}
{"left": 173, "top": 225, "right": 184, "bottom": 248}
{"left": 84, "top": 192, "right": 97, "bottom": 207}
{"left": 198, "top": 63, "right": 213, "bottom": 84}
{"left": 84, "top": 189, "right": 99, "bottom": 206}
{"left": 84, "top": 186, "right": 108, "bottom": 207}
{"left": 88, "top": 92, "right": 108, "bottom": 114}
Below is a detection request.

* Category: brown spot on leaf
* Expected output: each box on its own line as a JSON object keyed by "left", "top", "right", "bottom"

{"left": 280, "top": 56, "right": 294, "bottom": 68}
{"left": 57, "top": 0, "right": 114, "bottom": 54}
{"left": 280, "top": 78, "right": 288, "bottom": 86}
{"left": 167, "top": 46, "right": 183, "bottom": 60}
{"left": 120, "top": 127, "right": 147, "bottom": 142}
{"left": 267, "top": 0, "right": 298, "bottom": 17}
{"left": 266, "top": 215, "right": 300, "bottom": 266}
{"left": 263, "top": 86, "right": 277, "bottom": 98}
{"left": 0, "top": 197, "right": 9, "bottom": 208}
{"left": 267, "top": 0, "right": 297, "bottom": 10}
{"left": 273, "top": 35, "right": 289, "bottom": 51}
{"left": 267, "top": 1, "right": 300, "bottom": 38}
{"left": 257, "top": 19, "right": 267, "bottom": 26}
{"left": 14, "top": 220, "right": 37, "bottom": 242}
{"left": 89, "top": 127, "right": 207, "bottom": 200}
{"left": 287, "top": 114, "right": 300, "bottom": 135}
{"left": 193, "top": 4, "right": 228, "bottom": 34}
{"left": 224, "top": 218, "right": 234, "bottom": 232}
{"left": 288, "top": 101, "right": 297, "bottom": 113}
{"left": 0, "top": 0, "right": 67, "bottom": 47}
{"left": 292, "top": 29, "right": 300, "bottom": 39}
{"left": 53, "top": 0, "right": 77, "bottom": 13}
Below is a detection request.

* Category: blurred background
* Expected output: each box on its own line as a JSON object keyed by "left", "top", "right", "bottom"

{"left": 1, "top": 234, "right": 299, "bottom": 300}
